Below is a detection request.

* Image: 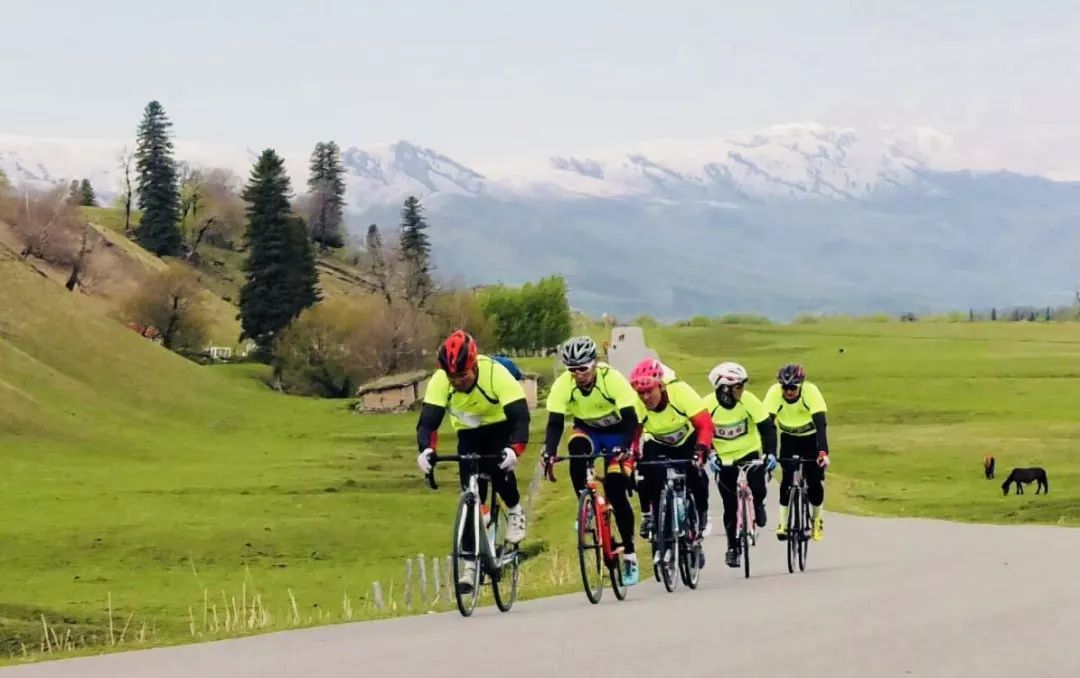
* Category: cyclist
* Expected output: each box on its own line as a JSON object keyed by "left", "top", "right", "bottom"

{"left": 762, "top": 363, "right": 830, "bottom": 541}
{"left": 416, "top": 330, "right": 531, "bottom": 589}
{"left": 702, "top": 362, "right": 778, "bottom": 568}
{"left": 628, "top": 357, "right": 715, "bottom": 554}
{"left": 542, "top": 336, "right": 642, "bottom": 586}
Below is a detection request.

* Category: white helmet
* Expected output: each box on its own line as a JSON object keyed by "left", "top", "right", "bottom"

{"left": 708, "top": 361, "right": 749, "bottom": 388}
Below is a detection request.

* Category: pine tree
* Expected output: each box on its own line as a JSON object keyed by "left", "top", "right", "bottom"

{"left": 134, "top": 101, "right": 182, "bottom": 256}
{"left": 67, "top": 180, "right": 81, "bottom": 204}
{"left": 79, "top": 179, "right": 98, "bottom": 207}
{"left": 306, "top": 141, "right": 346, "bottom": 251}
{"left": 238, "top": 149, "right": 320, "bottom": 355}
{"left": 398, "top": 196, "right": 433, "bottom": 305}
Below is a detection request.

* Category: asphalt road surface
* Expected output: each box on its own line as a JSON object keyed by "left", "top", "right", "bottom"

{"left": 6, "top": 493, "right": 1079, "bottom": 678}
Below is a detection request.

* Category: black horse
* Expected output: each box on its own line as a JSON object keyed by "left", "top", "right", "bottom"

{"left": 1001, "top": 467, "right": 1049, "bottom": 495}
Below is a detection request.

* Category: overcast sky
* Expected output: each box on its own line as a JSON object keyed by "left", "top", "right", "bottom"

{"left": 3, "top": 0, "right": 1079, "bottom": 177}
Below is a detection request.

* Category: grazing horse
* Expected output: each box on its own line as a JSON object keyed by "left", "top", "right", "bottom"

{"left": 1001, "top": 467, "right": 1049, "bottom": 495}
{"left": 983, "top": 454, "right": 995, "bottom": 479}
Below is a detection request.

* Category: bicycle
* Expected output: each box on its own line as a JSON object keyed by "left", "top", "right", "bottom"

{"left": 780, "top": 458, "right": 817, "bottom": 574}
{"left": 637, "top": 457, "right": 704, "bottom": 592}
{"left": 734, "top": 458, "right": 765, "bottom": 579}
{"left": 425, "top": 452, "right": 520, "bottom": 617}
{"left": 545, "top": 451, "right": 630, "bottom": 604}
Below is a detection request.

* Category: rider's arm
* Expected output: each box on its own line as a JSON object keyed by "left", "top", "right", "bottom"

{"left": 812, "top": 412, "right": 829, "bottom": 453}
{"left": 416, "top": 403, "right": 445, "bottom": 452}
{"left": 504, "top": 399, "right": 530, "bottom": 455}
{"left": 757, "top": 417, "right": 777, "bottom": 457}
{"left": 690, "top": 410, "right": 713, "bottom": 448}
{"left": 543, "top": 412, "right": 565, "bottom": 455}
{"left": 615, "top": 405, "right": 639, "bottom": 447}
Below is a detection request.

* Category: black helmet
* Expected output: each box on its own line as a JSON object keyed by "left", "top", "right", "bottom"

{"left": 777, "top": 363, "right": 805, "bottom": 386}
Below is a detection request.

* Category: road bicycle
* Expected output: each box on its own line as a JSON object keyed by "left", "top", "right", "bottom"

{"left": 546, "top": 452, "right": 630, "bottom": 604}
{"left": 637, "top": 457, "right": 704, "bottom": 592}
{"left": 734, "top": 457, "right": 766, "bottom": 579}
{"left": 780, "top": 458, "right": 818, "bottom": 574}
{"left": 425, "top": 452, "right": 520, "bottom": 617}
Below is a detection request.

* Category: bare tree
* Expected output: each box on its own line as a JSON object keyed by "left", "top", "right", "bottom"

{"left": 123, "top": 262, "right": 212, "bottom": 352}
{"left": 118, "top": 146, "right": 135, "bottom": 234}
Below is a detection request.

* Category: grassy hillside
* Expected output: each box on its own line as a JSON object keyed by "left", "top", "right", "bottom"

{"left": 639, "top": 320, "right": 1080, "bottom": 525}
{"left": 4, "top": 248, "right": 1080, "bottom": 663}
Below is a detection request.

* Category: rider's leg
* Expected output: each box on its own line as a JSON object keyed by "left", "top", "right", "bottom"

{"left": 714, "top": 461, "right": 739, "bottom": 554}
{"left": 636, "top": 442, "right": 662, "bottom": 536}
{"left": 776, "top": 433, "right": 800, "bottom": 536}
{"left": 747, "top": 452, "right": 769, "bottom": 527}
{"left": 677, "top": 437, "right": 710, "bottom": 530}
{"left": 601, "top": 461, "right": 636, "bottom": 555}
{"left": 566, "top": 432, "right": 593, "bottom": 496}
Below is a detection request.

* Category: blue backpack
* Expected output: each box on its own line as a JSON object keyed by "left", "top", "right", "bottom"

{"left": 492, "top": 355, "right": 523, "bottom": 380}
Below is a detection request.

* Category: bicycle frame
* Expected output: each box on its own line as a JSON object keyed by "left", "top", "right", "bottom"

{"left": 426, "top": 453, "right": 507, "bottom": 574}
{"left": 734, "top": 458, "right": 765, "bottom": 542}
{"left": 548, "top": 452, "right": 624, "bottom": 564}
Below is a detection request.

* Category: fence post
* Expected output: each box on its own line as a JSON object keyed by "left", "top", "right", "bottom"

{"left": 404, "top": 559, "right": 414, "bottom": 609}
{"left": 418, "top": 553, "right": 428, "bottom": 604}
{"left": 445, "top": 556, "right": 453, "bottom": 606}
{"left": 372, "top": 581, "right": 384, "bottom": 610}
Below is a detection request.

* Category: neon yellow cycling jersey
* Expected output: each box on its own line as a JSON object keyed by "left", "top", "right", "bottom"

{"left": 423, "top": 355, "right": 525, "bottom": 430}
{"left": 702, "top": 390, "right": 768, "bottom": 463}
{"left": 640, "top": 380, "right": 706, "bottom": 447}
{"left": 762, "top": 381, "right": 827, "bottom": 436}
{"left": 546, "top": 363, "right": 638, "bottom": 429}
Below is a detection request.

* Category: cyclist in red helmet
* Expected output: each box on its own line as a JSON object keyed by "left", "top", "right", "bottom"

{"left": 416, "top": 330, "right": 531, "bottom": 589}
{"left": 628, "top": 357, "right": 715, "bottom": 562}
{"left": 763, "top": 363, "right": 830, "bottom": 541}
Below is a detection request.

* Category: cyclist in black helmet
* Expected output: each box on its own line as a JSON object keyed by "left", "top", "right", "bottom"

{"left": 762, "top": 363, "right": 831, "bottom": 541}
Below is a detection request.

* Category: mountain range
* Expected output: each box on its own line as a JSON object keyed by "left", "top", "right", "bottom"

{"left": 3, "top": 124, "right": 1079, "bottom": 320}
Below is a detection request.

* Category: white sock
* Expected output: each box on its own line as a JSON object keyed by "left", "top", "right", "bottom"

{"left": 508, "top": 504, "right": 523, "bottom": 515}
{"left": 624, "top": 552, "right": 638, "bottom": 564}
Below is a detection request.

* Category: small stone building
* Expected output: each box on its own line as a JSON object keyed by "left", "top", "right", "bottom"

{"left": 354, "top": 370, "right": 431, "bottom": 413}
{"left": 354, "top": 369, "right": 541, "bottom": 413}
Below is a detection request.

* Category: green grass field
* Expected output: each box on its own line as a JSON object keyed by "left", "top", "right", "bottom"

{"left": 3, "top": 253, "right": 1080, "bottom": 663}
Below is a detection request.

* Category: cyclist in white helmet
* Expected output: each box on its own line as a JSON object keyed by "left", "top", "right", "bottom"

{"left": 703, "top": 361, "right": 777, "bottom": 569}
{"left": 542, "top": 335, "right": 643, "bottom": 586}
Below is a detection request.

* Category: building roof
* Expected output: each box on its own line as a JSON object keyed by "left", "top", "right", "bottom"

{"left": 355, "top": 369, "right": 431, "bottom": 396}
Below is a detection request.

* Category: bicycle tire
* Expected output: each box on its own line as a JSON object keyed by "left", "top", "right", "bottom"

{"left": 452, "top": 493, "right": 481, "bottom": 617}
{"left": 606, "top": 509, "right": 628, "bottom": 601}
{"left": 741, "top": 494, "right": 752, "bottom": 579}
{"left": 655, "top": 487, "right": 678, "bottom": 592}
{"left": 576, "top": 490, "right": 604, "bottom": 604}
{"left": 798, "top": 487, "right": 810, "bottom": 572}
{"left": 679, "top": 490, "right": 701, "bottom": 589}
{"left": 491, "top": 501, "right": 519, "bottom": 612}
{"left": 786, "top": 487, "right": 798, "bottom": 574}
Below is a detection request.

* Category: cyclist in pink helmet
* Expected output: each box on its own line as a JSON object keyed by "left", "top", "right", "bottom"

{"left": 628, "top": 357, "right": 716, "bottom": 557}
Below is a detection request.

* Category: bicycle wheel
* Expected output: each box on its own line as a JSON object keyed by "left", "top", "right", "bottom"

{"left": 798, "top": 489, "right": 811, "bottom": 572}
{"left": 452, "top": 493, "right": 481, "bottom": 617}
{"left": 785, "top": 488, "right": 799, "bottom": 574}
{"left": 606, "top": 509, "right": 628, "bottom": 601}
{"left": 654, "top": 487, "right": 678, "bottom": 592}
{"left": 576, "top": 491, "right": 604, "bottom": 604}
{"left": 491, "top": 501, "right": 520, "bottom": 612}
{"left": 679, "top": 491, "right": 701, "bottom": 589}
{"left": 741, "top": 494, "right": 752, "bottom": 579}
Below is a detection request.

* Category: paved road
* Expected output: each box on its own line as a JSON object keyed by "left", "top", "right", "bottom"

{"left": 6, "top": 492, "right": 1079, "bottom": 678}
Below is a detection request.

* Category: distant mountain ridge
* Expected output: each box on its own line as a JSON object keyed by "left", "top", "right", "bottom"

{"left": 3, "top": 125, "right": 1078, "bottom": 320}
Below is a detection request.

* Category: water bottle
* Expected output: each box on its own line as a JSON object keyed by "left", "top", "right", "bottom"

{"left": 675, "top": 495, "right": 685, "bottom": 526}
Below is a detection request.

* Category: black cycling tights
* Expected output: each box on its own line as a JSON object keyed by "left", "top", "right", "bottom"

{"left": 713, "top": 451, "right": 768, "bottom": 549}
{"left": 778, "top": 433, "right": 825, "bottom": 507}
{"left": 637, "top": 438, "right": 710, "bottom": 524}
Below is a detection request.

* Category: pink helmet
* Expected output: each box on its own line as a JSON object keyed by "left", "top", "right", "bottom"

{"left": 629, "top": 357, "right": 665, "bottom": 393}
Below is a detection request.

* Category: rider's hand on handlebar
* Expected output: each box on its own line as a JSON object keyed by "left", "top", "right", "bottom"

{"left": 817, "top": 450, "right": 830, "bottom": 469}
{"left": 417, "top": 448, "right": 435, "bottom": 474}
{"left": 765, "top": 453, "right": 777, "bottom": 472}
{"left": 693, "top": 443, "right": 710, "bottom": 467}
{"left": 499, "top": 447, "right": 519, "bottom": 471}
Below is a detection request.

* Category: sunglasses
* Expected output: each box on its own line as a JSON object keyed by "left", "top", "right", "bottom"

{"left": 568, "top": 363, "right": 594, "bottom": 374}
{"left": 782, "top": 384, "right": 800, "bottom": 392}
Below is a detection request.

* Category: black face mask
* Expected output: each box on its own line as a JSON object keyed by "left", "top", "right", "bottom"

{"left": 716, "top": 385, "right": 737, "bottom": 409}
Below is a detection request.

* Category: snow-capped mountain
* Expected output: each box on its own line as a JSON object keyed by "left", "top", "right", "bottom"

{"left": 1, "top": 123, "right": 956, "bottom": 209}
{"left": 4, "top": 124, "right": 1078, "bottom": 320}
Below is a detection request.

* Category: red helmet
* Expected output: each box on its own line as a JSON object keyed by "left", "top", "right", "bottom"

{"left": 629, "top": 357, "right": 665, "bottom": 393}
{"left": 438, "top": 330, "right": 478, "bottom": 375}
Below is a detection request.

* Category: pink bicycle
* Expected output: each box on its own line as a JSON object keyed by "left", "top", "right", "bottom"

{"left": 734, "top": 458, "right": 765, "bottom": 579}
